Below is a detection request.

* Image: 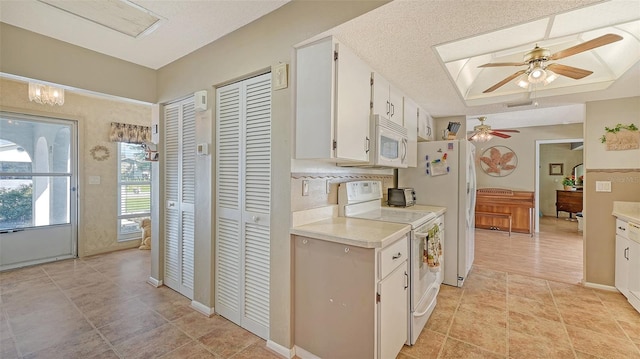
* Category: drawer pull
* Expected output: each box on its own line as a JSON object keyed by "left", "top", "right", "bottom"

{"left": 392, "top": 252, "right": 402, "bottom": 260}
{"left": 619, "top": 226, "right": 626, "bottom": 231}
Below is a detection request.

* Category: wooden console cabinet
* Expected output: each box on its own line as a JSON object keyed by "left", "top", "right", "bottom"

{"left": 475, "top": 188, "right": 534, "bottom": 235}
{"left": 556, "top": 190, "right": 583, "bottom": 218}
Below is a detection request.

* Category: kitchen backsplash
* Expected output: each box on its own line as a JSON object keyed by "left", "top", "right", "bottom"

{"left": 291, "top": 172, "right": 394, "bottom": 211}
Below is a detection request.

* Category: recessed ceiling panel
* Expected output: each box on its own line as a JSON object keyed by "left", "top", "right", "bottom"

{"left": 38, "top": 0, "right": 161, "bottom": 38}
{"left": 549, "top": 0, "right": 640, "bottom": 38}
{"left": 435, "top": 19, "right": 548, "bottom": 62}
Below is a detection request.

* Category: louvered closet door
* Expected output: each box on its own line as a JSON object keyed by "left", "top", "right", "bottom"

{"left": 216, "top": 73, "right": 271, "bottom": 340}
{"left": 164, "top": 99, "right": 196, "bottom": 299}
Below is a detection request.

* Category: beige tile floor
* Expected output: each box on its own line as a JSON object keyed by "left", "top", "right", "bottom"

{"left": 0, "top": 249, "right": 281, "bottom": 359}
{"left": 2, "top": 227, "right": 639, "bottom": 359}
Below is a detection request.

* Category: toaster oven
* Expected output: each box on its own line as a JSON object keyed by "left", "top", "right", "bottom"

{"left": 388, "top": 188, "right": 415, "bottom": 207}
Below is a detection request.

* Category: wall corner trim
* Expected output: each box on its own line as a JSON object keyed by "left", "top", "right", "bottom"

{"left": 266, "top": 341, "right": 296, "bottom": 358}
{"left": 147, "top": 277, "right": 163, "bottom": 288}
{"left": 190, "top": 301, "right": 215, "bottom": 317}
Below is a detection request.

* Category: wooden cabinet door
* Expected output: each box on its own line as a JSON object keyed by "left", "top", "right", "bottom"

{"left": 378, "top": 262, "right": 408, "bottom": 359}
{"left": 615, "top": 234, "right": 629, "bottom": 298}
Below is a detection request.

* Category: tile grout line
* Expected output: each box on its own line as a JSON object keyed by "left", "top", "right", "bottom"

{"left": 592, "top": 289, "right": 640, "bottom": 355}
{"left": 546, "top": 280, "right": 579, "bottom": 359}
{"left": 42, "top": 259, "right": 125, "bottom": 359}
{"left": 1, "top": 305, "right": 24, "bottom": 359}
{"left": 435, "top": 286, "right": 464, "bottom": 359}
{"left": 505, "top": 274, "right": 510, "bottom": 358}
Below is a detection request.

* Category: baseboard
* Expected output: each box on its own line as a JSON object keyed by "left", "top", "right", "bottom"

{"left": 147, "top": 276, "right": 163, "bottom": 287}
{"left": 294, "top": 346, "right": 321, "bottom": 359}
{"left": 190, "top": 300, "right": 215, "bottom": 317}
{"left": 266, "top": 341, "right": 295, "bottom": 358}
{"left": 583, "top": 281, "right": 618, "bottom": 292}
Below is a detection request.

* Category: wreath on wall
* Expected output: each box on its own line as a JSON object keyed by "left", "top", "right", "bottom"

{"left": 90, "top": 145, "right": 110, "bottom": 161}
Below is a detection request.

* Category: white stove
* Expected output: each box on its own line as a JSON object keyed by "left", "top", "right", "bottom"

{"left": 338, "top": 181, "right": 443, "bottom": 346}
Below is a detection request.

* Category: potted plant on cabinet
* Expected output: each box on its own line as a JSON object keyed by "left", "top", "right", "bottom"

{"left": 562, "top": 176, "right": 575, "bottom": 190}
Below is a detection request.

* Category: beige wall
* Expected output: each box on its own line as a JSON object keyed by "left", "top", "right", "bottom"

{"left": 584, "top": 97, "right": 640, "bottom": 287}
{"left": 539, "top": 143, "right": 583, "bottom": 217}
{"left": 0, "top": 78, "right": 152, "bottom": 256}
{"left": 155, "top": 0, "right": 391, "bottom": 349}
{"left": 0, "top": 23, "right": 157, "bottom": 103}
{"left": 475, "top": 123, "right": 583, "bottom": 191}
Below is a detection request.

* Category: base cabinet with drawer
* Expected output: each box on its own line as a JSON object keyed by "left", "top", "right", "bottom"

{"left": 294, "top": 234, "right": 409, "bottom": 359}
{"left": 556, "top": 190, "right": 583, "bottom": 218}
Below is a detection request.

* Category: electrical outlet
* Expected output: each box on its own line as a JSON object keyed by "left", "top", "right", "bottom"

{"left": 595, "top": 181, "right": 611, "bottom": 192}
{"left": 326, "top": 180, "right": 331, "bottom": 194}
{"left": 302, "top": 180, "right": 309, "bottom": 196}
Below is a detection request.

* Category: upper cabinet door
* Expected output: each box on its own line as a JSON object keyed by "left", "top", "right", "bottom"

{"left": 335, "top": 41, "right": 373, "bottom": 162}
{"left": 388, "top": 85, "right": 404, "bottom": 126}
{"left": 295, "top": 37, "right": 371, "bottom": 163}
{"left": 403, "top": 97, "right": 418, "bottom": 167}
{"left": 372, "top": 72, "right": 391, "bottom": 119}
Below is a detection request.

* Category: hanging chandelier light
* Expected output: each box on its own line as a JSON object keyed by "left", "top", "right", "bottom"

{"left": 28, "top": 82, "right": 65, "bottom": 106}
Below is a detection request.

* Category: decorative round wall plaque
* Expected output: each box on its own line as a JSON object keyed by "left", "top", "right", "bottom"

{"left": 479, "top": 145, "right": 517, "bottom": 177}
{"left": 90, "top": 145, "right": 110, "bottom": 161}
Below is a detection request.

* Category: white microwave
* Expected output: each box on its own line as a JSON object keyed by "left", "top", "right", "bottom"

{"left": 370, "top": 115, "right": 408, "bottom": 168}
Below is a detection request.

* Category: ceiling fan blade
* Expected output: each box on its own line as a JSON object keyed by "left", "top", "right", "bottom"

{"left": 549, "top": 34, "right": 623, "bottom": 60}
{"left": 483, "top": 70, "right": 527, "bottom": 93}
{"left": 490, "top": 131, "right": 511, "bottom": 139}
{"left": 478, "top": 62, "right": 526, "bottom": 68}
{"left": 491, "top": 129, "right": 520, "bottom": 133}
{"left": 546, "top": 63, "right": 593, "bottom": 79}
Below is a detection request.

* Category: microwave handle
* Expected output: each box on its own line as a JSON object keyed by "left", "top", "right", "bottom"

{"left": 401, "top": 138, "right": 407, "bottom": 162}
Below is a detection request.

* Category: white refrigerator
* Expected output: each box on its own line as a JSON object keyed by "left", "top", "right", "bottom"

{"left": 398, "top": 140, "right": 477, "bottom": 287}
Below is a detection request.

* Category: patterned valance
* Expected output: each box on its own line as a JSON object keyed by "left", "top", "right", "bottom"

{"left": 109, "top": 122, "right": 151, "bottom": 144}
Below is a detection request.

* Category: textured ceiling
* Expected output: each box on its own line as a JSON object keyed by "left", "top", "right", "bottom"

{"left": 1, "top": 0, "right": 639, "bottom": 129}
{"left": 0, "top": 0, "right": 290, "bottom": 69}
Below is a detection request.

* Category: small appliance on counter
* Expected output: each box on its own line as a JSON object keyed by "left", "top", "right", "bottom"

{"left": 388, "top": 188, "right": 416, "bottom": 207}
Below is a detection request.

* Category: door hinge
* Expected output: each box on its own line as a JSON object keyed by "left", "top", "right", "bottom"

{"left": 370, "top": 101, "right": 373, "bottom": 109}
{"left": 370, "top": 76, "right": 374, "bottom": 86}
{"left": 334, "top": 51, "right": 338, "bottom": 61}
{"left": 376, "top": 292, "right": 381, "bottom": 303}
{"left": 332, "top": 140, "right": 337, "bottom": 150}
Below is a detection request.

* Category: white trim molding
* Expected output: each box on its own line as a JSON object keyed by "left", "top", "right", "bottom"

{"left": 583, "top": 281, "right": 618, "bottom": 292}
{"left": 266, "top": 340, "right": 296, "bottom": 359}
{"left": 190, "top": 300, "right": 215, "bottom": 317}
{"left": 293, "top": 346, "right": 321, "bottom": 359}
{"left": 147, "top": 276, "right": 163, "bottom": 287}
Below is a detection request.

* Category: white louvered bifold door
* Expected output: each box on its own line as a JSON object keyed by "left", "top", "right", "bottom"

{"left": 164, "top": 99, "right": 196, "bottom": 299}
{"left": 216, "top": 73, "right": 271, "bottom": 340}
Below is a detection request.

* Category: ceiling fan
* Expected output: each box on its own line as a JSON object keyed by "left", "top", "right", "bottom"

{"left": 468, "top": 117, "right": 520, "bottom": 142}
{"left": 479, "top": 33, "right": 623, "bottom": 93}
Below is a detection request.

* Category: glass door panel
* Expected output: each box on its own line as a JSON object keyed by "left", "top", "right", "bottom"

{"left": 0, "top": 113, "right": 77, "bottom": 271}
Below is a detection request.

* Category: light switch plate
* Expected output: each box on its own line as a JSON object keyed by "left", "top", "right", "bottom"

{"left": 88, "top": 176, "right": 100, "bottom": 185}
{"left": 273, "top": 63, "right": 288, "bottom": 90}
{"left": 595, "top": 181, "right": 611, "bottom": 192}
{"left": 302, "top": 180, "right": 309, "bottom": 196}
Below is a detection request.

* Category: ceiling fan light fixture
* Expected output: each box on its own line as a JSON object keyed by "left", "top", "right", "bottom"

{"left": 515, "top": 74, "right": 529, "bottom": 89}
{"left": 527, "top": 63, "right": 547, "bottom": 84}
{"left": 543, "top": 69, "right": 558, "bottom": 85}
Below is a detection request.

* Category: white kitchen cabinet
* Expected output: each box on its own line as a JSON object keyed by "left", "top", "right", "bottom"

{"left": 295, "top": 36, "right": 372, "bottom": 163}
{"left": 372, "top": 72, "right": 404, "bottom": 126}
{"left": 616, "top": 234, "right": 629, "bottom": 298}
{"left": 294, "top": 234, "right": 409, "bottom": 359}
{"left": 417, "top": 107, "right": 434, "bottom": 141}
{"left": 403, "top": 97, "right": 418, "bottom": 167}
{"left": 614, "top": 217, "right": 640, "bottom": 313}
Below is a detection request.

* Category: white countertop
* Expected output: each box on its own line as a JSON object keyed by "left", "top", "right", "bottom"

{"left": 291, "top": 217, "right": 411, "bottom": 249}
{"left": 613, "top": 201, "right": 640, "bottom": 224}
